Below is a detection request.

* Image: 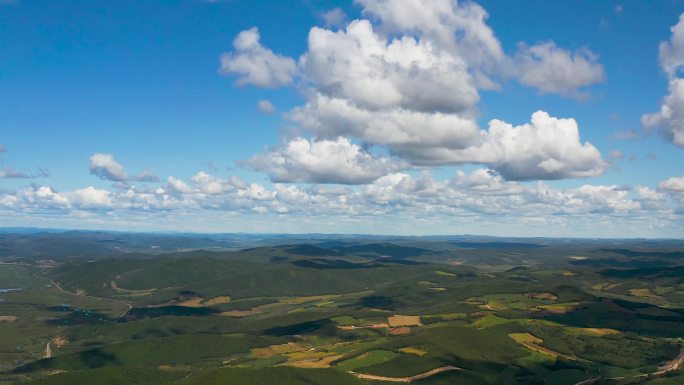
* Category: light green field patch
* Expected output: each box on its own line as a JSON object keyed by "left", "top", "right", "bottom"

{"left": 398, "top": 347, "right": 428, "bottom": 356}
{"left": 592, "top": 282, "right": 621, "bottom": 291}
{"left": 516, "top": 318, "right": 566, "bottom": 328}
{"left": 424, "top": 313, "right": 467, "bottom": 321}
{"left": 478, "top": 293, "right": 548, "bottom": 311}
{"left": 434, "top": 270, "right": 455, "bottom": 277}
{"left": 332, "top": 316, "right": 358, "bottom": 326}
{"left": 530, "top": 269, "right": 575, "bottom": 277}
{"left": 516, "top": 350, "right": 556, "bottom": 368}
{"left": 418, "top": 281, "right": 438, "bottom": 286}
{"left": 334, "top": 350, "right": 401, "bottom": 371}
{"left": 654, "top": 286, "right": 675, "bottom": 294}
{"left": 471, "top": 315, "right": 510, "bottom": 328}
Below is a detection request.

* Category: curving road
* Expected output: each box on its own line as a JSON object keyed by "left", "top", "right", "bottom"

{"left": 42, "top": 276, "right": 132, "bottom": 320}
{"left": 349, "top": 365, "right": 460, "bottom": 382}
{"left": 575, "top": 346, "right": 684, "bottom": 385}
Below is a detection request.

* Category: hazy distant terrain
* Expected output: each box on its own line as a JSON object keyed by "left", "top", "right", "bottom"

{"left": 1, "top": 230, "right": 683, "bottom": 385}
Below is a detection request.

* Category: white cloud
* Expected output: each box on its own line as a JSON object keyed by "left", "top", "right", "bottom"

{"left": 296, "top": 109, "right": 605, "bottom": 180}
{"left": 289, "top": 94, "right": 479, "bottom": 148}
{"left": 514, "top": 42, "right": 605, "bottom": 99}
{"left": 321, "top": 7, "right": 347, "bottom": 28}
{"left": 615, "top": 129, "right": 640, "bottom": 140}
{"left": 249, "top": 137, "right": 405, "bottom": 184}
{"left": 257, "top": 99, "right": 276, "bottom": 113}
{"left": 356, "top": 0, "right": 505, "bottom": 76}
{"left": 166, "top": 173, "right": 247, "bottom": 195}
{"left": 659, "top": 14, "right": 684, "bottom": 78}
{"left": 220, "top": 0, "right": 607, "bottom": 183}
{"left": 301, "top": 20, "right": 478, "bottom": 113}
{"left": 482, "top": 111, "right": 607, "bottom": 180}
{"left": 254, "top": 1, "right": 605, "bottom": 181}
{"left": 609, "top": 150, "right": 624, "bottom": 161}
{"left": 90, "top": 153, "right": 128, "bottom": 181}
{"left": 166, "top": 176, "right": 194, "bottom": 194}
{"left": 1, "top": 169, "right": 682, "bottom": 236}
{"left": 191, "top": 171, "right": 239, "bottom": 194}
{"left": 64, "top": 187, "right": 113, "bottom": 208}
{"left": 89, "top": 153, "right": 159, "bottom": 183}
{"left": 356, "top": 0, "right": 603, "bottom": 96}
{"left": 219, "top": 27, "right": 298, "bottom": 88}
{"left": 643, "top": 14, "right": 684, "bottom": 147}
{"left": 659, "top": 175, "right": 684, "bottom": 199}
{"left": 0, "top": 166, "right": 29, "bottom": 179}
{"left": 642, "top": 78, "right": 684, "bottom": 147}
{"left": 0, "top": 166, "right": 49, "bottom": 179}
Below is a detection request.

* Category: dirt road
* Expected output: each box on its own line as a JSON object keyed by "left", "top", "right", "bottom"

{"left": 349, "top": 365, "right": 460, "bottom": 382}
{"left": 43, "top": 341, "right": 52, "bottom": 359}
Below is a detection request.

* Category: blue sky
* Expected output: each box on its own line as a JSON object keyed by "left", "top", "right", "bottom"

{"left": 1, "top": 0, "right": 684, "bottom": 237}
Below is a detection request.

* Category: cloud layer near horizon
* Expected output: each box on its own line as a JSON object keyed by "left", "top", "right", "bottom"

{"left": 1, "top": 167, "right": 682, "bottom": 236}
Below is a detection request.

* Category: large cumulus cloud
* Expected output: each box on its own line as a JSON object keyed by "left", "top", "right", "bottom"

{"left": 218, "top": 0, "right": 607, "bottom": 184}
{"left": 643, "top": 13, "right": 684, "bottom": 147}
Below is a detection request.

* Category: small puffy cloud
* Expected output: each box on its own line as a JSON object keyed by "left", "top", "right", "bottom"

{"left": 135, "top": 169, "right": 159, "bottom": 183}
{"left": 0, "top": 166, "right": 49, "bottom": 179}
{"left": 0, "top": 166, "right": 29, "bottom": 179}
{"left": 219, "top": 27, "right": 298, "bottom": 88}
{"left": 166, "top": 173, "right": 247, "bottom": 195}
{"left": 514, "top": 42, "right": 605, "bottom": 99}
{"left": 249, "top": 137, "right": 405, "bottom": 184}
{"left": 659, "top": 175, "right": 684, "bottom": 197}
{"left": 90, "top": 153, "right": 128, "bottom": 181}
{"left": 641, "top": 78, "right": 684, "bottom": 147}
{"left": 64, "top": 187, "right": 113, "bottom": 208}
{"left": 257, "top": 99, "right": 276, "bottom": 114}
{"left": 89, "top": 153, "right": 159, "bottom": 183}
{"left": 190, "top": 171, "right": 238, "bottom": 194}
{"left": 321, "top": 7, "right": 347, "bottom": 28}
{"left": 615, "top": 129, "right": 639, "bottom": 140}
{"left": 659, "top": 13, "right": 684, "bottom": 78}
{"left": 609, "top": 150, "right": 624, "bottom": 160}
{"left": 166, "top": 176, "right": 194, "bottom": 194}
